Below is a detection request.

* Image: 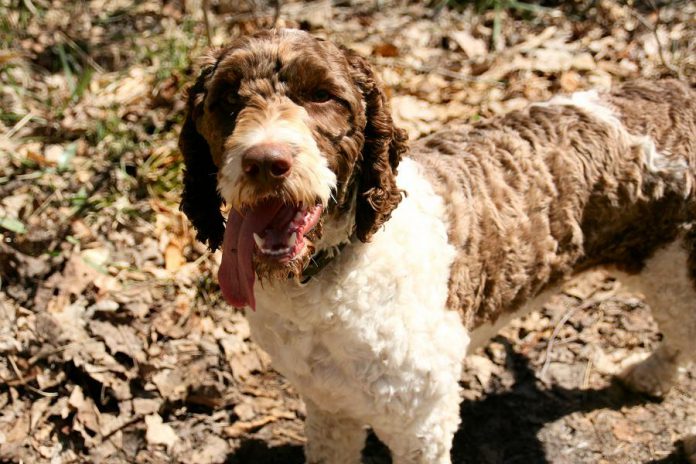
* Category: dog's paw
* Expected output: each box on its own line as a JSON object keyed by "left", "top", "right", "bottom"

{"left": 684, "top": 435, "right": 696, "bottom": 464}
{"left": 618, "top": 351, "right": 677, "bottom": 398}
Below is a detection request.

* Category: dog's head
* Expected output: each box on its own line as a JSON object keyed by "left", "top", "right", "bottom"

{"left": 179, "top": 29, "right": 407, "bottom": 308}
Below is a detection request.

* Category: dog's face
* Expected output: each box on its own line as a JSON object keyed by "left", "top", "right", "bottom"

{"left": 179, "top": 29, "right": 407, "bottom": 308}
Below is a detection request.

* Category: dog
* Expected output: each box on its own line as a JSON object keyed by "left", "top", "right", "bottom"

{"left": 178, "top": 28, "right": 696, "bottom": 464}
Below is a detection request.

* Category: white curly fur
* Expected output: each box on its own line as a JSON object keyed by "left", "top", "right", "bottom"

{"left": 247, "top": 158, "right": 468, "bottom": 463}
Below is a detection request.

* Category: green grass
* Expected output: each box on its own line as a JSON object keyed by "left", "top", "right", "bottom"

{"left": 0, "top": 0, "right": 46, "bottom": 48}
{"left": 0, "top": 0, "right": 205, "bottom": 255}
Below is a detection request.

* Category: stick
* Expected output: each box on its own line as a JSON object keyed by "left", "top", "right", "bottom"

{"left": 539, "top": 294, "right": 616, "bottom": 380}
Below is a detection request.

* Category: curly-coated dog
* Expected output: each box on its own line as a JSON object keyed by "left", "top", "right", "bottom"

{"left": 179, "top": 28, "right": 696, "bottom": 464}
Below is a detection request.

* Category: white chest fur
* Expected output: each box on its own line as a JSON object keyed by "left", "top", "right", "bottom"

{"left": 246, "top": 158, "right": 469, "bottom": 425}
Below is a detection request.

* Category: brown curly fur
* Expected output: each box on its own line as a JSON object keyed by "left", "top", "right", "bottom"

{"left": 178, "top": 30, "right": 407, "bottom": 259}
{"left": 412, "top": 79, "right": 696, "bottom": 328}
{"left": 179, "top": 64, "right": 226, "bottom": 251}
{"left": 342, "top": 49, "right": 409, "bottom": 241}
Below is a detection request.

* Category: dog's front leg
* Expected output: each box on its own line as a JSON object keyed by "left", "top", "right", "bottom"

{"left": 372, "top": 385, "right": 461, "bottom": 464}
{"left": 304, "top": 398, "right": 366, "bottom": 464}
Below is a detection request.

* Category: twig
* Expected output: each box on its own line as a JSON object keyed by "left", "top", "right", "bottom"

{"left": 539, "top": 294, "right": 616, "bottom": 380}
{"left": 4, "top": 112, "right": 34, "bottom": 139}
{"left": 27, "top": 337, "right": 99, "bottom": 366}
{"left": 629, "top": 4, "right": 682, "bottom": 78}
{"left": 26, "top": 385, "right": 58, "bottom": 397}
{"left": 582, "top": 359, "right": 593, "bottom": 389}
{"left": 7, "top": 355, "right": 24, "bottom": 384}
{"left": 202, "top": 0, "right": 212, "bottom": 46}
{"left": 373, "top": 57, "right": 504, "bottom": 86}
{"left": 6, "top": 355, "right": 57, "bottom": 397}
{"left": 21, "top": 0, "right": 38, "bottom": 15}
{"left": 100, "top": 414, "right": 145, "bottom": 441}
{"left": 58, "top": 31, "right": 105, "bottom": 74}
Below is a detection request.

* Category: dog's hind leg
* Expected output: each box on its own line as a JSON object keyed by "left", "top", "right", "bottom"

{"left": 618, "top": 238, "right": 696, "bottom": 397}
{"left": 303, "top": 399, "right": 366, "bottom": 464}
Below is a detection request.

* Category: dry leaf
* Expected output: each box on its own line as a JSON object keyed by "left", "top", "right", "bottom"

{"left": 133, "top": 398, "right": 161, "bottom": 416}
{"left": 88, "top": 320, "right": 146, "bottom": 363}
{"left": 612, "top": 419, "right": 642, "bottom": 442}
{"left": 560, "top": 70, "right": 581, "bottom": 92}
{"left": 190, "top": 435, "right": 229, "bottom": 464}
{"left": 26, "top": 149, "right": 56, "bottom": 167}
{"left": 450, "top": 30, "right": 487, "bottom": 59}
{"left": 373, "top": 43, "right": 399, "bottom": 57}
{"left": 145, "top": 414, "right": 178, "bottom": 449}
{"left": 164, "top": 242, "right": 184, "bottom": 272}
{"left": 466, "top": 354, "right": 497, "bottom": 389}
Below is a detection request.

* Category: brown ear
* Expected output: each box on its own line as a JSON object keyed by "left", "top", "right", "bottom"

{"left": 179, "top": 63, "right": 225, "bottom": 251}
{"left": 344, "top": 50, "right": 408, "bottom": 242}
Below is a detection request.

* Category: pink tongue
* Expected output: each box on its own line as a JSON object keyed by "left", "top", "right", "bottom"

{"left": 218, "top": 200, "right": 285, "bottom": 310}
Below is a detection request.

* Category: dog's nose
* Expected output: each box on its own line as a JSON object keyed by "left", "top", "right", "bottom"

{"left": 241, "top": 143, "right": 293, "bottom": 185}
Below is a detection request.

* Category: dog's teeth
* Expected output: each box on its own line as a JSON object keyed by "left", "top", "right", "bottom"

{"left": 288, "top": 232, "right": 297, "bottom": 247}
{"left": 253, "top": 233, "right": 264, "bottom": 248}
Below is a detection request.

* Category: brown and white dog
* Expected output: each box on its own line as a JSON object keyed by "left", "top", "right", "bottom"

{"left": 179, "top": 29, "right": 696, "bottom": 464}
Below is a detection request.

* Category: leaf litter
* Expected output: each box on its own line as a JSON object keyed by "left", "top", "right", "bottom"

{"left": 0, "top": 0, "right": 694, "bottom": 462}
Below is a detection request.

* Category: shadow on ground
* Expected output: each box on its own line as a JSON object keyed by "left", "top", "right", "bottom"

{"left": 450, "top": 338, "right": 689, "bottom": 464}
{"left": 224, "top": 337, "right": 689, "bottom": 464}
{"left": 225, "top": 438, "right": 304, "bottom": 464}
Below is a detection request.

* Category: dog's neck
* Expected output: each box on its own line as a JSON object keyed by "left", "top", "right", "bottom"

{"left": 299, "top": 194, "right": 358, "bottom": 282}
{"left": 299, "top": 241, "right": 350, "bottom": 283}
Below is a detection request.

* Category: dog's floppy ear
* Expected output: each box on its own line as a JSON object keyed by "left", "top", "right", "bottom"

{"left": 344, "top": 49, "right": 409, "bottom": 242}
{"left": 179, "top": 58, "right": 225, "bottom": 251}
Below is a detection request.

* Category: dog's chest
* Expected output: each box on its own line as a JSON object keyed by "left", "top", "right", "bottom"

{"left": 245, "top": 159, "right": 470, "bottom": 419}
{"left": 247, "top": 252, "right": 469, "bottom": 421}
{"left": 245, "top": 295, "right": 384, "bottom": 415}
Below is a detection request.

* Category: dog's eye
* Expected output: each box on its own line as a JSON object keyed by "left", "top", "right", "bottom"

{"left": 225, "top": 92, "right": 238, "bottom": 105}
{"left": 310, "top": 89, "right": 332, "bottom": 103}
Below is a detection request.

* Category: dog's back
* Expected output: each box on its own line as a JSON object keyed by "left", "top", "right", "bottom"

{"left": 412, "top": 79, "right": 696, "bottom": 331}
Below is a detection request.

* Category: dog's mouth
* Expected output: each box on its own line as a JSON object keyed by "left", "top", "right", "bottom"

{"left": 251, "top": 200, "right": 323, "bottom": 262}
{"left": 218, "top": 197, "right": 323, "bottom": 310}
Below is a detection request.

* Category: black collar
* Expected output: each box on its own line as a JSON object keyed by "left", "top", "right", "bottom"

{"left": 299, "top": 242, "right": 349, "bottom": 283}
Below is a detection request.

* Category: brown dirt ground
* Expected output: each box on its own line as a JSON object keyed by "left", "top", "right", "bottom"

{"left": 1, "top": 0, "right": 695, "bottom": 463}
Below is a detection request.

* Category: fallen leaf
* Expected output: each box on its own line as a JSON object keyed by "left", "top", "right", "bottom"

{"left": 88, "top": 320, "right": 146, "bottom": 363}
{"left": 373, "top": 43, "right": 399, "bottom": 57}
{"left": 68, "top": 386, "right": 102, "bottom": 444}
{"left": 133, "top": 398, "right": 161, "bottom": 416}
{"left": 190, "top": 435, "right": 229, "bottom": 464}
{"left": 450, "top": 30, "right": 487, "bottom": 59}
{"left": 164, "top": 242, "right": 184, "bottom": 272}
{"left": 560, "top": 71, "right": 580, "bottom": 92}
{"left": 145, "top": 414, "right": 178, "bottom": 449}
{"left": 0, "top": 217, "right": 26, "bottom": 234}
{"left": 612, "top": 419, "right": 642, "bottom": 442}
{"left": 465, "top": 354, "right": 497, "bottom": 389}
